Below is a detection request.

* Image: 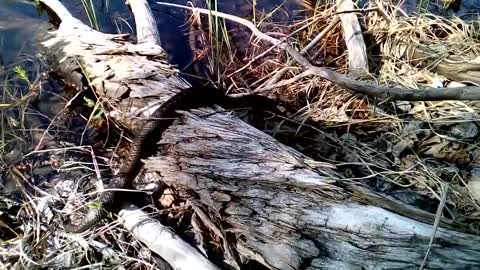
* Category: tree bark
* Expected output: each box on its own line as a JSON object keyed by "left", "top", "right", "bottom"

{"left": 38, "top": 0, "right": 480, "bottom": 269}
{"left": 144, "top": 107, "right": 480, "bottom": 270}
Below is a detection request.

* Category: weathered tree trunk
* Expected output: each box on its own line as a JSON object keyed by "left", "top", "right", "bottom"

{"left": 40, "top": 0, "right": 190, "bottom": 133}
{"left": 338, "top": 0, "right": 368, "bottom": 74}
{"left": 39, "top": 0, "right": 480, "bottom": 269}
{"left": 145, "top": 107, "right": 480, "bottom": 269}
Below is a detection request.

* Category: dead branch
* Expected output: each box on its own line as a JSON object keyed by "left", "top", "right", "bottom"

{"left": 155, "top": 2, "right": 480, "bottom": 101}
{"left": 337, "top": 0, "right": 368, "bottom": 73}
{"left": 119, "top": 204, "right": 221, "bottom": 270}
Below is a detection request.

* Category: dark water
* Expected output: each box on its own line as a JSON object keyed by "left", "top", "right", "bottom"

{"left": 0, "top": 0, "right": 132, "bottom": 66}
{"left": 0, "top": 1, "right": 45, "bottom": 66}
{"left": 0, "top": 0, "right": 284, "bottom": 76}
{"left": 1, "top": 0, "right": 479, "bottom": 75}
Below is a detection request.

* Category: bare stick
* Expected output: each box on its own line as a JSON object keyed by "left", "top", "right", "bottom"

{"left": 154, "top": 2, "right": 480, "bottom": 101}
{"left": 126, "top": 0, "right": 161, "bottom": 46}
{"left": 229, "top": 14, "right": 318, "bottom": 77}
{"left": 337, "top": 0, "right": 368, "bottom": 73}
{"left": 301, "top": 16, "right": 340, "bottom": 54}
{"left": 260, "top": 16, "right": 341, "bottom": 91}
{"left": 119, "top": 204, "right": 221, "bottom": 270}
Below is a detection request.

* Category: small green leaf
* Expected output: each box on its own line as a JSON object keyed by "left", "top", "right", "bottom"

{"left": 83, "top": 97, "right": 95, "bottom": 108}
{"left": 13, "top": 66, "right": 30, "bottom": 84}
{"left": 87, "top": 202, "right": 102, "bottom": 209}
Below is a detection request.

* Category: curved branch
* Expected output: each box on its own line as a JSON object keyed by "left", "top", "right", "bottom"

{"left": 155, "top": 2, "right": 480, "bottom": 101}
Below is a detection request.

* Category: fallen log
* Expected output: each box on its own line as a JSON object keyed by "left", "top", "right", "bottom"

{"left": 144, "top": 107, "right": 480, "bottom": 269}
{"left": 38, "top": 0, "right": 480, "bottom": 269}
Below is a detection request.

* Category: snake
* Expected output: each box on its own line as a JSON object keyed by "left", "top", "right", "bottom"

{"left": 64, "top": 86, "right": 278, "bottom": 233}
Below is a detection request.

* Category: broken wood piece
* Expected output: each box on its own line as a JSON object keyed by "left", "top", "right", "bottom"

{"left": 337, "top": 0, "right": 369, "bottom": 74}
{"left": 119, "top": 204, "right": 221, "bottom": 270}
{"left": 39, "top": 0, "right": 480, "bottom": 269}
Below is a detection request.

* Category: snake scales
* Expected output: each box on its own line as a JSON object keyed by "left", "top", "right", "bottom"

{"left": 64, "top": 86, "right": 277, "bottom": 233}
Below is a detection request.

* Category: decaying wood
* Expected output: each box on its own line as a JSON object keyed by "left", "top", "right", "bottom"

{"left": 39, "top": 0, "right": 480, "bottom": 269}
{"left": 144, "top": 107, "right": 480, "bottom": 269}
{"left": 337, "top": 0, "right": 368, "bottom": 74}
{"left": 119, "top": 204, "right": 220, "bottom": 270}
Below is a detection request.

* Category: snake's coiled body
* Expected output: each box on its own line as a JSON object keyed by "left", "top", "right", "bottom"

{"left": 64, "top": 86, "right": 227, "bottom": 233}
{"left": 65, "top": 86, "right": 279, "bottom": 233}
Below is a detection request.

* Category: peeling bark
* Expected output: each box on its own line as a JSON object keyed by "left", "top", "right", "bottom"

{"left": 144, "top": 108, "right": 480, "bottom": 270}
{"left": 38, "top": 0, "right": 480, "bottom": 269}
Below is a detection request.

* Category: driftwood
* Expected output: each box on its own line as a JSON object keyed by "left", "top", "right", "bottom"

{"left": 38, "top": 0, "right": 480, "bottom": 269}
{"left": 407, "top": 45, "right": 480, "bottom": 86}
{"left": 337, "top": 0, "right": 368, "bottom": 74}
{"left": 119, "top": 204, "right": 221, "bottom": 270}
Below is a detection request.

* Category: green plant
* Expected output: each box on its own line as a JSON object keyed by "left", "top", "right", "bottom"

{"left": 81, "top": 0, "right": 99, "bottom": 30}
{"left": 13, "top": 65, "right": 31, "bottom": 87}
{"left": 203, "top": 0, "right": 234, "bottom": 85}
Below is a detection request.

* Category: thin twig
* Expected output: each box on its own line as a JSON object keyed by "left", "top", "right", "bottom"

{"left": 258, "top": 16, "right": 341, "bottom": 92}
{"left": 301, "top": 16, "right": 341, "bottom": 54}
{"left": 229, "top": 15, "right": 319, "bottom": 77}
{"left": 155, "top": 2, "right": 480, "bottom": 101}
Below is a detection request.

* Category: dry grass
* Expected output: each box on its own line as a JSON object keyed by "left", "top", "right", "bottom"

{"left": 0, "top": 55, "right": 165, "bottom": 269}
{"left": 3, "top": 0, "right": 480, "bottom": 269}
{"left": 188, "top": 0, "right": 480, "bottom": 230}
{"left": 361, "top": 2, "right": 480, "bottom": 222}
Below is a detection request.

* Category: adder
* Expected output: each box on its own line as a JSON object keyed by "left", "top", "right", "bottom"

{"left": 64, "top": 86, "right": 277, "bottom": 232}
